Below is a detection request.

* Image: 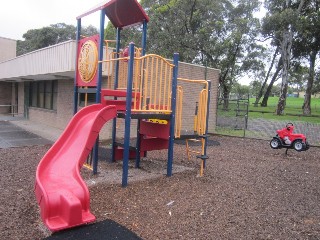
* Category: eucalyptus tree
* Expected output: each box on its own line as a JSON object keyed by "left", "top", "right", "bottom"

{"left": 293, "top": 0, "right": 320, "bottom": 115}
{"left": 261, "top": 56, "right": 282, "bottom": 107}
{"left": 262, "top": 0, "right": 305, "bottom": 115}
{"left": 138, "top": 0, "right": 262, "bottom": 105}
{"left": 17, "top": 23, "right": 98, "bottom": 56}
{"left": 253, "top": 46, "right": 279, "bottom": 106}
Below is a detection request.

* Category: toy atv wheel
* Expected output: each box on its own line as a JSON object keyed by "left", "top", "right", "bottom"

{"left": 270, "top": 138, "right": 281, "bottom": 149}
{"left": 293, "top": 139, "right": 304, "bottom": 151}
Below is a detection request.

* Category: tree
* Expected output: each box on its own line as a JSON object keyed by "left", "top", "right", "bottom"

{"left": 261, "top": 56, "right": 282, "bottom": 106}
{"left": 231, "top": 82, "right": 250, "bottom": 99}
{"left": 139, "top": 0, "right": 262, "bottom": 107}
{"left": 17, "top": 23, "right": 98, "bottom": 56}
{"left": 250, "top": 80, "right": 262, "bottom": 98}
{"left": 288, "top": 62, "right": 308, "bottom": 96}
{"left": 262, "top": 0, "right": 305, "bottom": 115}
{"left": 293, "top": 0, "right": 320, "bottom": 115}
{"left": 253, "top": 46, "right": 279, "bottom": 106}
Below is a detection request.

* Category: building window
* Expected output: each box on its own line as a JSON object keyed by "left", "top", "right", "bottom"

{"left": 79, "top": 87, "right": 96, "bottom": 107}
{"left": 29, "top": 81, "right": 57, "bottom": 110}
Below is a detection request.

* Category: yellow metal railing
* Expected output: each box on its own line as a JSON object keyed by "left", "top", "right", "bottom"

{"left": 196, "top": 88, "right": 208, "bottom": 135}
{"left": 176, "top": 78, "right": 209, "bottom": 177}
{"left": 176, "top": 78, "right": 209, "bottom": 136}
{"left": 105, "top": 45, "right": 142, "bottom": 90}
{"left": 101, "top": 53, "right": 175, "bottom": 114}
{"left": 175, "top": 86, "right": 183, "bottom": 138}
{"left": 138, "top": 54, "right": 174, "bottom": 113}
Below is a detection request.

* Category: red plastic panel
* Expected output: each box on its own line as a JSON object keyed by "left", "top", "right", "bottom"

{"left": 140, "top": 120, "right": 170, "bottom": 140}
{"left": 76, "top": 35, "right": 99, "bottom": 87}
{"left": 114, "top": 147, "right": 140, "bottom": 161}
{"left": 101, "top": 89, "right": 140, "bottom": 111}
{"left": 77, "top": 0, "right": 149, "bottom": 29}
{"left": 140, "top": 137, "right": 169, "bottom": 152}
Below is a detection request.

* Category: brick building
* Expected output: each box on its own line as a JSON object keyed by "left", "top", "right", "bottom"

{"left": 0, "top": 39, "right": 220, "bottom": 140}
{"left": 0, "top": 37, "right": 17, "bottom": 114}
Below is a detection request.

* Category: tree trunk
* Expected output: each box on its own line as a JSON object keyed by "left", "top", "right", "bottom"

{"left": 222, "top": 83, "right": 230, "bottom": 110}
{"left": 261, "top": 58, "right": 282, "bottom": 107}
{"left": 276, "top": 0, "right": 305, "bottom": 115}
{"left": 254, "top": 47, "right": 279, "bottom": 107}
{"left": 302, "top": 50, "right": 317, "bottom": 115}
{"left": 276, "top": 30, "right": 292, "bottom": 115}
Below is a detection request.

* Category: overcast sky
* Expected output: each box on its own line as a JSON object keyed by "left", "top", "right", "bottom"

{"left": 0, "top": 0, "right": 105, "bottom": 40}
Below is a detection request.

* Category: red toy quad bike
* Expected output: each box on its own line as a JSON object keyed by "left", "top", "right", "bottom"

{"left": 270, "top": 123, "right": 310, "bottom": 153}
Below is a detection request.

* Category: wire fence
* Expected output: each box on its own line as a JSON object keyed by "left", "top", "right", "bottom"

{"left": 216, "top": 97, "right": 320, "bottom": 146}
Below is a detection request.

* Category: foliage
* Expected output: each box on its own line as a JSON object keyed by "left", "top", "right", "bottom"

{"left": 104, "top": 22, "right": 143, "bottom": 49}
{"left": 231, "top": 82, "right": 250, "bottom": 98}
{"left": 139, "top": 0, "right": 263, "bottom": 100}
{"left": 249, "top": 80, "right": 263, "bottom": 97}
{"left": 288, "top": 62, "right": 309, "bottom": 90}
{"left": 17, "top": 23, "right": 98, "bottom": 56}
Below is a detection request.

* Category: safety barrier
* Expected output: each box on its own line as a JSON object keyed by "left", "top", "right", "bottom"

{"left": 101, "top": 53, "right": 174, "bottom": 114}
{"left": 176, "top": 78, "right": 209, "bottom": 136}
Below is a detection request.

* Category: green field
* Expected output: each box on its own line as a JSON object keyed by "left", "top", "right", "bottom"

{"left": 248, "top": 97, "right": 320, "bottom": 124}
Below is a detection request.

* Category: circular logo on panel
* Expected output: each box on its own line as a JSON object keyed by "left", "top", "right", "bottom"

{"left": 78, "top": 40, "right": 98, "bottom": 83}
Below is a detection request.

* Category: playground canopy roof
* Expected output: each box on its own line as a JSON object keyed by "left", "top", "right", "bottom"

{"left": 77, "top": 0, "right": 149, "bottom": 29}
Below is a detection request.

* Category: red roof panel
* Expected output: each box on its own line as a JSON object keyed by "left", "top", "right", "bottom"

{"left": 77, "top": 0, "right": 149, "bottom": 29}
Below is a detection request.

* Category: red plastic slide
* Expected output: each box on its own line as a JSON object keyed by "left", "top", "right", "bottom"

{"left": 35, "top": 104, "right": 117, "bottom": 231}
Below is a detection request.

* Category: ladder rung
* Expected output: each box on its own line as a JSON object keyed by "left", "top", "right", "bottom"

{"left": 196, "top": 155, "right": 209, "bottom": 160}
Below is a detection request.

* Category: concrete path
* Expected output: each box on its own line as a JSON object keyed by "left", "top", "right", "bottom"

{"left": 0, "top": 120, "right": 53, "bottom": 148}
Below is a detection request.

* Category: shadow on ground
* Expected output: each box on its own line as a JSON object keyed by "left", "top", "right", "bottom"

{"left": 44, "top": 219, "right": 142, "bottom": 240}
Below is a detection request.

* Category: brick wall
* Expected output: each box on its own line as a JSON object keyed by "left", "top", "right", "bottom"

{"left": 28, "top": 79, "right": 74, "bottom": 131}
{"left": 25, "top": 61, "right": 219, "bottom": 140}
{"left": 0, "top": 37, "right": 16, "bottom": 63}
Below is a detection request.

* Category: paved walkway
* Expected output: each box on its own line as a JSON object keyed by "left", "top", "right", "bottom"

{"left": 0, "top": 120, "right": 53, "bottom": 148}
{"left": 0, "top": 115, "right": 62, "bottom": 148}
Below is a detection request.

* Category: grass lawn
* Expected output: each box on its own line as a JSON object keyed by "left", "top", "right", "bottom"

{"left": 248, "top": 97, "right": 320, "bottom": 124}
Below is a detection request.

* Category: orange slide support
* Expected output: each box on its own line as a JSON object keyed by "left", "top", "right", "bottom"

{"left": 34, "top": 104, "right": 117, "bottom": 231}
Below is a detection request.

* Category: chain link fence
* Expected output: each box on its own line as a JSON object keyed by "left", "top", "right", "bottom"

{"left": 216, "top": 97, "right": 320, "bottom": 146}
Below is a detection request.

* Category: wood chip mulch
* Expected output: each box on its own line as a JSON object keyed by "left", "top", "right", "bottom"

{"left": 1, "top": 136, "right": 320, "bottom": 240}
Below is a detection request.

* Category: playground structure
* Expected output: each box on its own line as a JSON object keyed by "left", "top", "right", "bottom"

{"left": 35, "top": 0, "right": 212, "bottom": 232}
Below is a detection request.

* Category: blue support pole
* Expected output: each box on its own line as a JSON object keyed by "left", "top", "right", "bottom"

{"left": 73, "top": 18, "right": 81, "bottom": 115}
{"left": 167, "top": 53, "right": 179, "bottom": 177}
{"left": 135, "top": 20, "right": 148, "bottom": 168}
{"left": 114, "top": 28, "right": 121, "bottom": 89}
{"left": 111, "top": 27, "right": 121, "bottom": 163}
{"left": 92, "top": 9, "right": 106, "bottom": 174}
{"left": 122, "top": 43, "right": 135, "bottom": 187}
{"left": 96, "top": 9, "right": 106, "bottom": 104}
{"left": 141, "top": 20, "right": 147, "bottom": 56}
{"left": 203, "top": 80, "right": 211, "bottom": 168}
